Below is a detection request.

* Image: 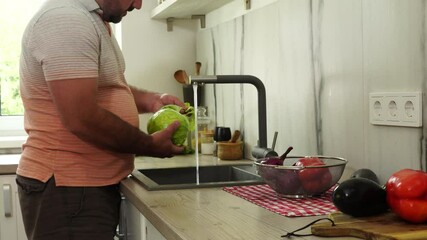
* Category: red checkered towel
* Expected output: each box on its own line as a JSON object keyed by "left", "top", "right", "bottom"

{"left": 223, "top": 184, "right": 337, "bottom": 217}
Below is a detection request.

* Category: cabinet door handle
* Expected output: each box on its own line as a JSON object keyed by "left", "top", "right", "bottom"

{"left": 3, "top": 184, "right": 12, "bottom": 217}
{"left": 116, "top": 193, "right": 127, "bottom": 240}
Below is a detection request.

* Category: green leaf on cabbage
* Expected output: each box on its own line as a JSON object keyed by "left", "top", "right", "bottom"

{"left": 147, "top": 103, "right": 195, "bottom": 146}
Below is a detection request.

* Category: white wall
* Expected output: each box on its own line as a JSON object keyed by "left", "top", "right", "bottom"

{"left": 197, "top": 0, "right": 427, "bottom": 183}
{"left": 120, "top": 0, "right": 198, "bottom": 128}
{"left": 118, "top": 0, "right": 427, "bottom": 183}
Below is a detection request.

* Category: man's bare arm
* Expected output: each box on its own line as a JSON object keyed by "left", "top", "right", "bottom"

{"left": 129, "top": 86, "right": 185, "bottom": 114}
{"left": 47, "top": 78, "right": 183, "bottom": 157}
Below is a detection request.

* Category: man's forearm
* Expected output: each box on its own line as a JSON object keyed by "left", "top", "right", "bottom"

{"left": 129, "top": 85, "right": 186, "bottom": 114}
{"left": 47, "top": 79, "right": 169, "bottom": 157}
{"left": 67, "top": 105, "right": 152, "bottom": 155}
{"left": 129, "top": 86, "right": 158, "bottom": 113}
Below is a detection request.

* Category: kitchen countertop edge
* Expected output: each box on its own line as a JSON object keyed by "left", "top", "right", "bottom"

{"left": 0, "top": 164, "right": 18, "bottom": 175}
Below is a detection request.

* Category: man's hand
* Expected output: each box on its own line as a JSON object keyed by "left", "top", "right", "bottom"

{"left": 143, "top": 121, "right": 185, "bottom": 158}
{"left": 130, "top": 86, "right": 185, "bottom": 113}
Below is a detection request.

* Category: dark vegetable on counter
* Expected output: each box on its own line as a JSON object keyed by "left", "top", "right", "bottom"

{"left": 386, "top": 168, "right": 427, "bottom": 223}
{"left": 332, "top": 178, "right": 388, "bottom": 217}
{"left": 350, "top": 168, "right": 380, "bottom": 184}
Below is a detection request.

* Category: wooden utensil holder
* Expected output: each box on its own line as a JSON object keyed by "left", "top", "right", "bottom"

{"left": 217, "top": 141, "right": 243, "bottom": 160}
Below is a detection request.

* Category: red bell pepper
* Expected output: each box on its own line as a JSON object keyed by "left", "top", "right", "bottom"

{"left": 294, "top": 157, "right": 332, "bottom": 194}
{"left": 386, "top": 168, "right": 427, "bottom": 223}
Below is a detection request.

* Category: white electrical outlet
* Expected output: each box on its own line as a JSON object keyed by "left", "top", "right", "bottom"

{"left": 369, "top": 92, "right": 422, "bottom": 127}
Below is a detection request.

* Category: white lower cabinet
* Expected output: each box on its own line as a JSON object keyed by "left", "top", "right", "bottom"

{"left": 0, "top": 174, "right": 26, "bottom": 240}
{"left": 122, "top": 197, "right": 166, "bottom": 240}
{"left": 145, "top": 219, "right": 166, "bottom": 240}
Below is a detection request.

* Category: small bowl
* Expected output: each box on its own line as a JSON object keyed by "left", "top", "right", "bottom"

{"left": 254, "top": 156, "right": 347, "bottom": 198}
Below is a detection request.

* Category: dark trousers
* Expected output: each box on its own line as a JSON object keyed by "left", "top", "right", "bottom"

{"left": 16, "top": 175, "right": 121, "bottom": 240}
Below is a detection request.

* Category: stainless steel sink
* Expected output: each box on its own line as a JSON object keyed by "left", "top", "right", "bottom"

{"left": 131, "top": 164, "right": 264, "bottom": 190}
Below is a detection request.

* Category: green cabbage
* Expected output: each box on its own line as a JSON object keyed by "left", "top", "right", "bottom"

{"left": 147, "top": 103, "right": 195, "bottom": 146}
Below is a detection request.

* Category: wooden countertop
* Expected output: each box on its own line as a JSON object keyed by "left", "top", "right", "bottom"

{"left": 122, "top": 155, "right": 358, "bottom": 240}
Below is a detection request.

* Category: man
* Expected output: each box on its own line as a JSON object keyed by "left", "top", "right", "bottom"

{"left": 17, "top": 0, "right": 184, "bottom": 239}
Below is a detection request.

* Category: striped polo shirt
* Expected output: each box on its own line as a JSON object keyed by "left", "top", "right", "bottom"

{"left": 18, "top": 0, "right": 139, "bottom": 186}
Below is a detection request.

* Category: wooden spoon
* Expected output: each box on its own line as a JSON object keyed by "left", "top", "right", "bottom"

{"left": 195, "top": 62, "right": 202, "bottom": 75}
{"left": 182, "top": 70, "right": 189, "bottom": 84}
{"left": 174, "top": 70, "right": 189, "bottom": 85}
{"left": 229, "top": 130, "right": 241, "bottom": 143}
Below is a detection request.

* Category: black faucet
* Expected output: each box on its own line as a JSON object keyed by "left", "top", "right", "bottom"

{"left": 190, "top": 75, "right": 278, "bottom": 159}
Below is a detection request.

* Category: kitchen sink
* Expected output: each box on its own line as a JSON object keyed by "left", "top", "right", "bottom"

{"left": 131, "top": 164, "right": 264, "bottom": 190}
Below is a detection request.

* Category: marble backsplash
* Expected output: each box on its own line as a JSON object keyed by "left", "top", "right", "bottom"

{"left": 195, "top": 0, "right": 427, "bottom": 183}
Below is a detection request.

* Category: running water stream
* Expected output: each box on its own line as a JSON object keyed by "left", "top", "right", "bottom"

{"left": 193, "top": 83, "right": 200, "bottom": 184}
